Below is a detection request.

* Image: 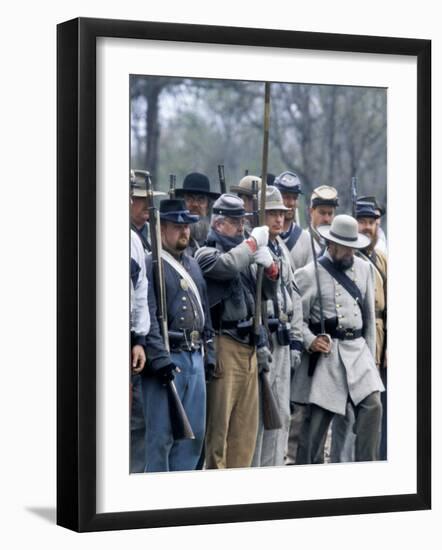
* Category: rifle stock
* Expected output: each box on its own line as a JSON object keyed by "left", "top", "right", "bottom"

{"left": 167, "top": 380, "right": 195, "bottom": 440}
{"left": 254, "top": 82, "right": 283, "bottom": 431}
{"left": 145, "top": 172, "right": 195, "bottom": 440}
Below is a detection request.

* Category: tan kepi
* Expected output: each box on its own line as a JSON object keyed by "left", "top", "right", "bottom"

{"left": 257, "top": 186, "right": 290, "bottom": 211}
{"left": 310, "top": 185, "right": 339, "bottom": 207}
{"left": 317, "top": 214, "right": 370, "bottom": 249}
{"left": 230, "top": 174, "right": 262, "bottom": 196}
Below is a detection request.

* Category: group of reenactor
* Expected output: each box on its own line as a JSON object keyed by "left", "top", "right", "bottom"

{"left": 129, "top": 168, "right": 387, "bottom": 473}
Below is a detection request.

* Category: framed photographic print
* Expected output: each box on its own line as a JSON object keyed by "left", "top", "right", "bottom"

{"left": 57, "top": 17, "right": 431, "bottom": 532}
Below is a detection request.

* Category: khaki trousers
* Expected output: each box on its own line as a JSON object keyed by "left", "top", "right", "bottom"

{"left": 205, "top": 335, "right": 258, "bottom": 469}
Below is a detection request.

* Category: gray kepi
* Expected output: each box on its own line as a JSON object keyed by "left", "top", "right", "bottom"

{"left": 317, "top": 214, "right": 370, "bottom": 249}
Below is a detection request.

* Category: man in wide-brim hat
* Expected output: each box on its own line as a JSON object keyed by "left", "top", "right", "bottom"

{"left": 229, "top": 175, "right": 262, "bottom": 220}
{"left": 130, "top": 169, "right": 167, "bottom": 252}
{"left": 251, "top": 187, "right": 304, "bottom": 468}
{"left": 175, "top": 172, "right": 220, "bottom": 255}
{"left": 293, "top": 214, "right": 385, "bottom": 464}
{"left": 142, "top": 198, "right": 216, "bottom": 472}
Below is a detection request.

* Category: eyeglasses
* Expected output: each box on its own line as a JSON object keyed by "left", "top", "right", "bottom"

{"left": 184, "top": 193, "right": 208, "bottom": 204}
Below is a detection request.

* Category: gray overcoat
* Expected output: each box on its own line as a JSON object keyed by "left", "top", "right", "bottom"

{"left": 292, "top": 252, "right": 384, "bottom": 416}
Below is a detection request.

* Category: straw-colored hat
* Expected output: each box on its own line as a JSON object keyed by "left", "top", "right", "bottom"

{"left": 257, "top": 186, "right": 289, "bottom": 211}
{"left": 230, "top": 175, "right": 262, "bottom": 196}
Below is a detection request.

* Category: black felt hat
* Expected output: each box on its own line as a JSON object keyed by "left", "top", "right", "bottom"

{"left": 175, "top": 172, "right": 220, "bottom": 199}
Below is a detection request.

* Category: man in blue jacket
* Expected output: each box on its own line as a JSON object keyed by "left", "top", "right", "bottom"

{"left": 142, "top": 199, "right": 215, "bottom": 472}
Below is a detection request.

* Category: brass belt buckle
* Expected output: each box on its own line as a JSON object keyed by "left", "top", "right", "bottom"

{"left": 190, "top": 330, "right": 200, "bottom": 347}
{"left": 279, "top": 312, "right": 288, "bottom": 323}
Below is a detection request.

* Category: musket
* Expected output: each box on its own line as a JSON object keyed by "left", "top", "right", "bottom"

{"left": 351, "top": 176, "right": 358, "bottom": 218}
{"left": 251, "top": 179, "right": 259, "bottom": 230}
{"left": 254, "top": 82, "right": 282, "bottom": 430}
{"left": 217, "top": 164, "right": 226, "bottom": 195}
{"left": 144, "top": 172, "right": 195, "bottom": 440}
{"left": 169, "top": 174, "right": 176, "bottom": 199}
{"left": 307, "top": 206, "right": 327, "bottom": 377}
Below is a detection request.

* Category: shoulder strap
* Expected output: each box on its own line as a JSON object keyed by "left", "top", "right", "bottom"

{"left": 130, "top": 258, "right": 141, "bottom": 288}
{"left": 284, "top": 224, "right": 303, "bottom": 251}
{"left": 318, "top": 256, "right": 364, "bottom": 316}
{"left": 277, "top": 236, "right": 300, "bottom": 295}
{"left": 161, "top": 250, "right": 205, "bottom": 324}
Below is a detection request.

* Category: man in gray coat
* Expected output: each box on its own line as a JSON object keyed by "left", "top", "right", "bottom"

{"left": 252, "top": 187, "right": 304, "bottom": 467}
{"left": 273, "top": 170, "right": 312, "bottom": 270}
{"left": 308, "top": 185, "right": 339, "bottom": 257}
{"left": 293, "top": 215, "right": 384, "bottom": 464}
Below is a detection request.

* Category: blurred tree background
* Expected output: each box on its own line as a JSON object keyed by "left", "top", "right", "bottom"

{"left": 130, "top": 75, "right": 387, "bottom": 222}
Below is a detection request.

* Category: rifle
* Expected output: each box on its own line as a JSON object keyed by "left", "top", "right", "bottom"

{"left": 251, "top": 179, "right": 259, "bottom": 229}
{"left": 254, "top": 82, "right": 282, "bottom": 430}
{"left": 351, "top": 176, "right": 358, "bottom": 218}
{"left": 217, "top": 164, "right": 226, "bottom": 194}
{"left": 169, "top": 174, "right": 176, "bottom": 199}
{"left": 307, "top": 206, "right": 327, "bottom": 377}
{"left": 144, "top": 172, "right": 195, "bottom": 440}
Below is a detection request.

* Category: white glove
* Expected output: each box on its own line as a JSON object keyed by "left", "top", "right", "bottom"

{"left": 250, "top": 225, "right": 269, "bottom": 248}
{"left": 254, "top": 246, "right": 273, "bottom": 268}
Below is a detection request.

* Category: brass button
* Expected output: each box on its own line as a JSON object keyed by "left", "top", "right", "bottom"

{"left": 182, "top": 296, "right": 187, "bottom": 301}
{"left": 180, "top": 317, "right": 185, "bottom": 322}
{"left": 182, "top": 306, "right": 187, "bottom": 311}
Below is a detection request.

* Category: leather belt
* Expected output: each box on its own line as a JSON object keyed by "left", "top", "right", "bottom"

{"left": 169, "top": 329, "right": 202, "bottom": 351}
{"left": 309, "top": 318, "right": 363, "bottom": 340}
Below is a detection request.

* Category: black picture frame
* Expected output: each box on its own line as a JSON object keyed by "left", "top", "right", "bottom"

{"left": 57, "top": 17, "right": 431, "bottom": 532}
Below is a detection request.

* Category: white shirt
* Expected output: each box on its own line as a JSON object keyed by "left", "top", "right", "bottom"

{"left": 130, "top": 229, "right": 150, "bottom": 336}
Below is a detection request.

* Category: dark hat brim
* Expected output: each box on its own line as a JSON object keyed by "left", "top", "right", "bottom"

{"left": 175, "top": 188, "right": 221, "bottom": 199}
{"left": 356, "top": 211, "right": 380, "bottom": 220}
{"left": 273, "top": 183, "right": 303, "bottom": 195}
{"left": 160, "top": 212, "right": 200, "bottom": 224}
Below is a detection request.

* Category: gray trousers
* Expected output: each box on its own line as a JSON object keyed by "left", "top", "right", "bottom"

{"left": 286, "top": 403, "right": 308, "bottom": 465}
{"left": 252, "top": 339, "right": 291, "bottom": 467}
{"left": 330, "top": 401, "right": 356, "bottom": 463}
{"left": 297, "top": 391, "right": 382, "bottom": 464}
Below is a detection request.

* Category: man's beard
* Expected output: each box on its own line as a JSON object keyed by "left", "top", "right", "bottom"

{"left": 361, "top": 230, "right": 378, "bottom": 250}
{"left": 284, "top": 209, "right": 295, "bottom": 221}
{"left": 190, "top": 217, "right": 210, "bottom": 245}
{"left": 333, "top": 255, "right": 354, "bottom": 271}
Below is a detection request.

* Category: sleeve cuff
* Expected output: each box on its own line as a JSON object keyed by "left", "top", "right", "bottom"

{"left": 245, "top": 238, "right": 257, "bottom": 253}
{"left": 264, "top": 262, "right": 279, "bottom": 280}
{"left": 131, "top": 331, "right": 146, "bottom": 348}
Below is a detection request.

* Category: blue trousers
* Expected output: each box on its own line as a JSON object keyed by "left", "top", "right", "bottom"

{"left": 141, "top": 350, "right": 206, "bottom": 472}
